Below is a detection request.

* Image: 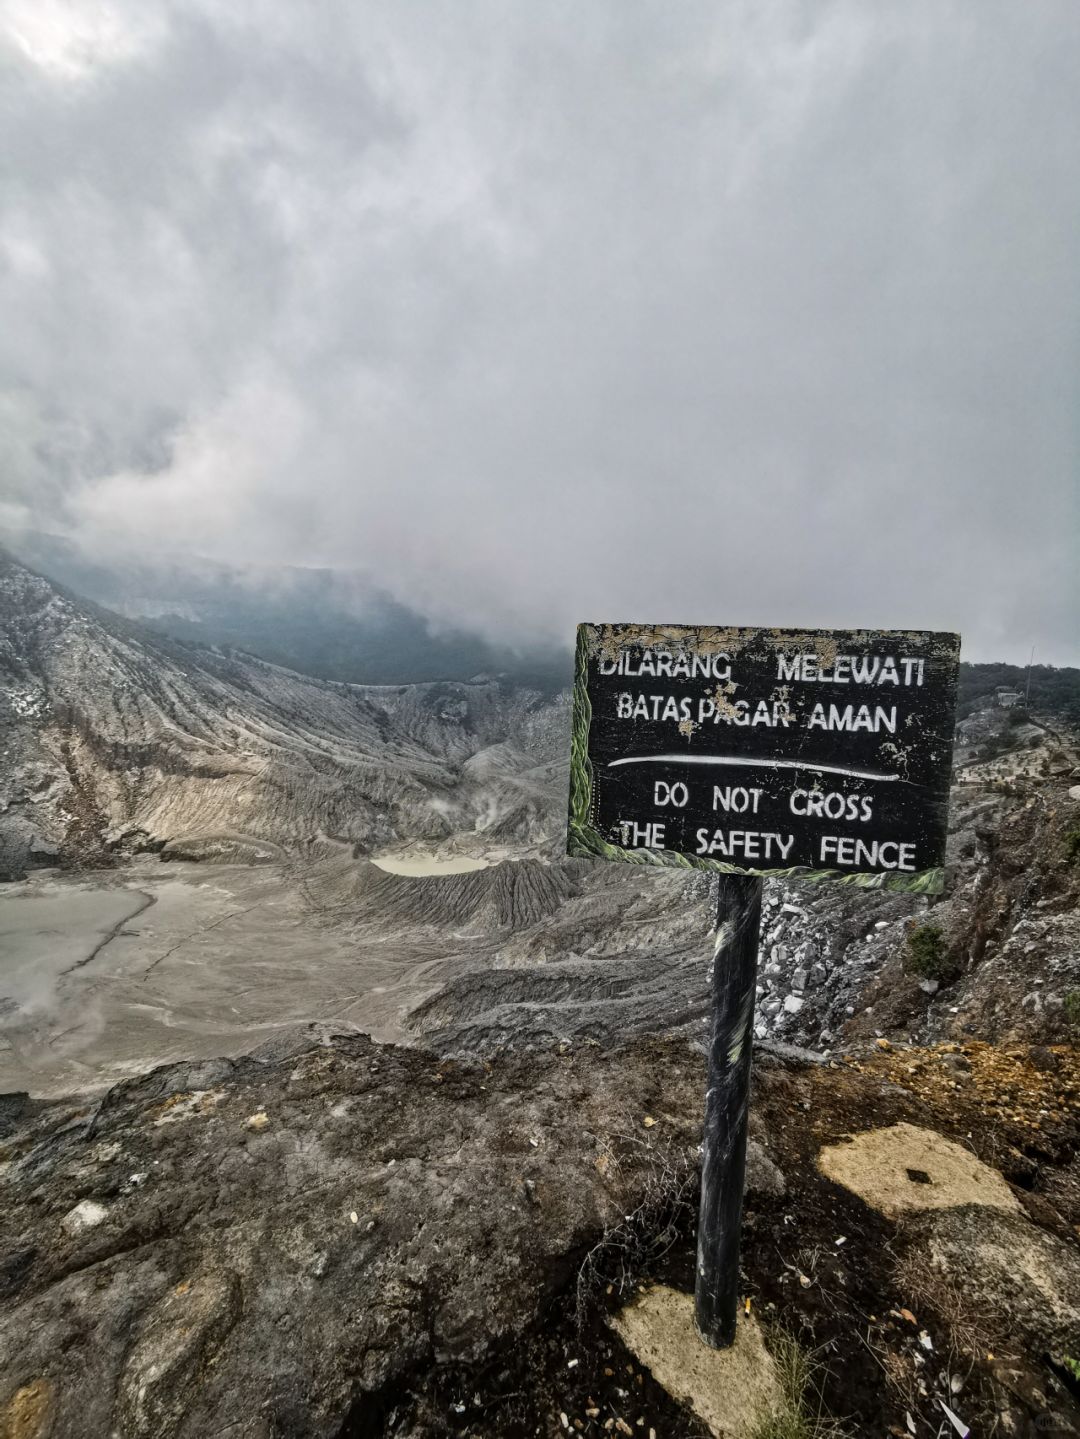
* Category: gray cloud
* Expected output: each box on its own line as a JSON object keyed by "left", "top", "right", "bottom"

{"left": 1, "top": 0, "right": 1078, "bottom": 661}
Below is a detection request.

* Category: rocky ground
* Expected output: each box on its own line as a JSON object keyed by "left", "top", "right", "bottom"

{"left": 2, "top": 1029, "right": 1078, "bottom": 1438}
{"left": 747, "top": 707, "right": 1080, "bottom": 1056}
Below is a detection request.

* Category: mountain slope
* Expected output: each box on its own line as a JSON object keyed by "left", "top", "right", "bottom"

{"left": 1, "top": 529, "right": 572, "bottom": 688}
{"left": 0, "top": 552, "right": 567, "bottom": 878}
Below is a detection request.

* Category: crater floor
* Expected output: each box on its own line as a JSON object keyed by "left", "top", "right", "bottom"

{"left": 0, "top": 860, "right": 486, "bottom": 1097}
{"left": 0, "top": 853, "right": 710, "bottom": 1098}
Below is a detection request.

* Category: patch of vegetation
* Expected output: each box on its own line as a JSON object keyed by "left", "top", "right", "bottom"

{"left": 1065, "top": 828, "right": 1080, "bottom": 863}
{"left": 893, "top": 1248, "right": 999, "bottom": 1364}
{"left": 1064, "top": 1356, "right": 1080, "bottom": 1382}
{"left": 903, "top": 923, "right": 959, "bottom": 986}
{"left": 753, "top": 1330, "right": 848, "bottom": 1439}
{"left": 1004, "top": 706, "right": 1031, "bottom": 727}
{"left": 1064, "top": 991, "right": 1080, "bottom": 1030}
{"left": 574, "top": 1114, "right": 698, "bottom": 1327}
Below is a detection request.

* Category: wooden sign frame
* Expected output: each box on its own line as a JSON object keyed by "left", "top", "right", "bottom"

{"left": 568, "top": 622, "right": 960, "bottom": 894}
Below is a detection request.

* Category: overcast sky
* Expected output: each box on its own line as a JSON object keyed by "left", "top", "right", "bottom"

{"left": 1, "top": 1, "right": 1077, "bottom": 662}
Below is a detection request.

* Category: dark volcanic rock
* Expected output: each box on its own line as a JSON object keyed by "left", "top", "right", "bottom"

{"left": 0, "top": 1033, "right": 706, "bottom": 1439}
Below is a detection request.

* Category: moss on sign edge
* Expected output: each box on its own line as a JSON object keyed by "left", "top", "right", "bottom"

{"left": 566, "top": 624, "right": 947, "bottom": 896}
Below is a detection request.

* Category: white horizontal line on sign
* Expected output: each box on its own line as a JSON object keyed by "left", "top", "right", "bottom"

{"left": 606, "top": 755, "right": 900, "bottom": 783}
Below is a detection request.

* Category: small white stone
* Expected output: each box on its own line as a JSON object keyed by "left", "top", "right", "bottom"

{"left": 61, "top": 1199, "right": 108, "bottom": 1235}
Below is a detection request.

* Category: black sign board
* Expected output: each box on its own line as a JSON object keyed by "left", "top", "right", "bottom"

{"left": 568, "top": 624, "right": 960, "bottom": 893}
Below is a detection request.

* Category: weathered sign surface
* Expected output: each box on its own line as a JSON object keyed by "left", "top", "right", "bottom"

{"left": 568, "top": 624, "right": 960, "bottom": 892}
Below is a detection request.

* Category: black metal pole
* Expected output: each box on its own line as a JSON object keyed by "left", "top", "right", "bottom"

{"left": 695, "top": 872, "right": 763, "bottom": 1348}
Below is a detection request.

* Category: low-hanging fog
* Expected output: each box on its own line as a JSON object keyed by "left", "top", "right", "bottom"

{"left": 1, "top": 1, "right": 1078, "bottom": 662}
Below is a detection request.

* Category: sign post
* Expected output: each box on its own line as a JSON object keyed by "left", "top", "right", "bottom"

{"left": 567, "top": 624, "right": 959, "bottom": 1349}
{"left": 696, "top": 871, "right": 761, "bottom": 1346}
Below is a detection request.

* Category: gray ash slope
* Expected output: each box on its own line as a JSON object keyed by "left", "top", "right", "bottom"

{"left": 0, "top": 548, "right": 567, "bottom": 879}
{"left": 300, "top": 854, "right": 714, "bottom": 1056}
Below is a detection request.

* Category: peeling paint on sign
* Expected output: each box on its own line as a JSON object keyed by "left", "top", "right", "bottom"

{"left": 568, "top": 623, "right": 960, "bottom": 893}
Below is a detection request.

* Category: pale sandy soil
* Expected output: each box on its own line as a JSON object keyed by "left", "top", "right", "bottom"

{"left": 370, "top": 852, "right": 490, "bottom": 876}
{"left": 0, "top": 851, "right": 711, "bottom": 1100}
{"left": 0, "top": 860, "right": 493, "bottom": 1097}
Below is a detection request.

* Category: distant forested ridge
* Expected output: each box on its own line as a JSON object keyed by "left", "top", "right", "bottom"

{"left": 957, "top": 662, "right": 1080, "bottom": 723}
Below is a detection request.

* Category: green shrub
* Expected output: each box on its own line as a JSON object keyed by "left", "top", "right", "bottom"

{"left": 1064, "top": 991, "right": 1080, "bottom": 1031}
{"left": 1065, "top": 828, "right": 1080, "bottom": 863}
{"left": 904, "top": 923, "right": 959, "bottom": 985}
